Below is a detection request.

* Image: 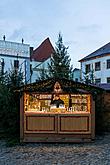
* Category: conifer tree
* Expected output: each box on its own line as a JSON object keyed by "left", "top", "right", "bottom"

{"left": 82, "top": 64, "right": 95, "bottom": 84}
{"left": 38, "top": 65, "right": 48, "bottom": 81}
{"left": 0, "top": 65, "right": 24, "bottom": 139}
{"left": 48, "top": 33, "right": 72, "bottom": 79}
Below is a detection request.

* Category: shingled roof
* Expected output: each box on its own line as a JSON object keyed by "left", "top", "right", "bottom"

{"left": 31, "top": 38, "right": 55, "bottom": 62}
{"left": 96, "top": 83, "right": 110, "bottom": 91}
{"left": 79, "top": 42, "right": 110, "bottom": 62}
{"left": 19, "top": 78, "right": 104, "bottom": 95}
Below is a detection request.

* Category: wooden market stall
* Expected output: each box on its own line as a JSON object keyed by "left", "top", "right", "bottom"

{"left": 20, "top": 78, "right": 96, "bottom": 142}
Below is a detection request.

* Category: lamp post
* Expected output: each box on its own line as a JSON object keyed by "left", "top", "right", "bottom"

{"left": 0, "top": 58, "right": 4, "bottom": 75}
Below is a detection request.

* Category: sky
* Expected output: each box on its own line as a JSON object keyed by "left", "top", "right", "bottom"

{"left": 0, "top": 0, "right": 110, "bottom": 68}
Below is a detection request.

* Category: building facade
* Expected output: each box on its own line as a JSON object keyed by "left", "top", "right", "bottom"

{"left": 0, "top": 38, "right": 30, "bottom": 83}
{"left": 31, "top": 38, "right": 54, "bottom": 82}
{"left": 79, "top": 42, "right": 110, "bottom": 84}
{"left": 72, "top": 68, "right": 81, "bottom": 82}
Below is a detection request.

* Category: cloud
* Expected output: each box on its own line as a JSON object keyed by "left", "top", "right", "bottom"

{"left": 77, "top": 24, "right": 101, "bottom": 33}
{"left": 8, "top": 26, "right": 33, "bottom": 44}
{"left": 64, "top": 40, "right": 78, "bottom": 45}
{"left": 8, "top": 28, "right": 24, "bottom": 40}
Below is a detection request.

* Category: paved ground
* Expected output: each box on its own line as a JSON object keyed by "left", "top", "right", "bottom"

{"left": 0, "top": 133, "right": 110, "bottom": 165}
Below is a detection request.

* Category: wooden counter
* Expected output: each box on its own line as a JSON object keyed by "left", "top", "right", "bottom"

{"left": 20, "top": 111, "right": 95, "bottom": 142}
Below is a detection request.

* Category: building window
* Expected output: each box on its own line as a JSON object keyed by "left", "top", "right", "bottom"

{"left": 107, "top": 77, "right": 110, "bottom": 83}
{"left": 75, "top": 78, "right": 78, "bottom": 82}
{"left": 107, "top": 59, "right": 110, "bottom": 69}
{"left": 85, "top": 64, "right": 90, "bottom": 73}
{"left": 95, "top": 78, "right": 101, "bottom": 84}
{"left": 0, "top": 58, "right": 4, "bottom": 75}
{"left": 95, "top": 62, "right": 101, "bottom": 71}
{"left": 14, "top": 60, "right": 19, "bottom": 69}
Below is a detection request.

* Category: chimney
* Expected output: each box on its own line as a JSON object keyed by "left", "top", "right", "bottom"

{"left": 3, "top": 35, "right": 6, "bottom": 41}
{"left": 22, "top": 38, "right": 24, "bottom": 44}
{"left": 30, "top": 47, "right": 34, "bottom": 57}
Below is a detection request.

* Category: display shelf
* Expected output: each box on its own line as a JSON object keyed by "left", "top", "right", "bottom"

{"left": 71, "top": 94, "right": 90, "bottom": 112}
{"left": 24, "top": 93, "right": 91, "bottom": 113}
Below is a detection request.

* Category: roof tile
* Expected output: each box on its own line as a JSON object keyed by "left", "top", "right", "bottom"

{"left": 79, "top": 42, "right": 110, "bottom": 62}
{"left": 31, "top": 38, "right": 54, "bottom": 62}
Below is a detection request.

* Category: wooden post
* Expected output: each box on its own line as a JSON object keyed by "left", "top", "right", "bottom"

{"left": 91, "top": 97, "right": 95, "bottom": 140}
{"left": 20, "top": 94, "right": 24, "bottom": 142}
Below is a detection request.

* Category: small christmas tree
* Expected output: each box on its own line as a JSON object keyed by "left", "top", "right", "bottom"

{"left": 48, "top": 33, "right": 72, "bottom": 79}
{"left": 82, "top": 64, "right": 95, "bottom": 84}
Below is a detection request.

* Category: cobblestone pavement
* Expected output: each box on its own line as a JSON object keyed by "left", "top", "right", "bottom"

{"left": 0, "top": 133, "right": 110, "bottom": 165}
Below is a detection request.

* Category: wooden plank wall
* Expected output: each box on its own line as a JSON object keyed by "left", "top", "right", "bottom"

{"left": 96, "top": 92, "right": 110, "bottom": 132}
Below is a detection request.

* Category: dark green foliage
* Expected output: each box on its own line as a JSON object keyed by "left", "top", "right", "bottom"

{"left": 48, "top": 33, "right": 73, "bottom": 79}
{"left": 38, "top": 66, "right": 48, "bottom": 81}
{"left": 90, "top": 67, "right": 95, "bottom": 84}
{"left": 82, "top": 68, "right": 95, "bottom": 84}
{"left": 0, "top": 66, "right": 23, "bottom": 140}
{"left": 6, "top": 65, "right": 24, "bottom": 89}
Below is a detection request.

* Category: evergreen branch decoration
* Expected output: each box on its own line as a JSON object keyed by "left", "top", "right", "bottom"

{"left": 47, "top": 33, "right": 73, "bottom": 79}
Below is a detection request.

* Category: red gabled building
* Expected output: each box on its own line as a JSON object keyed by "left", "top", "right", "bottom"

{"left": 31, "top": 38, "right": 54, "bottom": 62}
{"left": 31, "top": 38, "right": 54, "bottom": 82}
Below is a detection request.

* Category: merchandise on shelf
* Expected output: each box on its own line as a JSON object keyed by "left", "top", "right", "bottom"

{"left": 24, "top": 93, "right": 91, "bottom": 113}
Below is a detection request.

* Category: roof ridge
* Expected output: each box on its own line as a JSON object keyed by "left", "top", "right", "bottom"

{"left": 79, "top": 42, "right": 110, "bottom": 62}
{"left": 33, "top": 37, "right": 50, "bottom": 52}
{"left": 31, "top": 37, "right": 54, "bottom": 62}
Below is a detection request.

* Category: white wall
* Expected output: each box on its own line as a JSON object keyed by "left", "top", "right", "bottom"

{"left": 81, "top": 55, "right": 110, "bottom": 83}
{"left": 31, "top": 58, "right": 51, "bottom": 82}
{"left": 0, "top": 56, "right": 30, "bottom": 84}
{"left": 72, "top": 69, "right": 81, "bottom": 82}
{"left": 0, "top": 40, "right": 30, "bottom": 84}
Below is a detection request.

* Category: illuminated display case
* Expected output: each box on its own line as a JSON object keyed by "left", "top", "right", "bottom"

{"left": 71, "top": 94, "right": 90, "bottom": 112}
{"left": 24, "top": 93, "right": 51, "bottom": 112}
{"left": 24, "top": 93, "right": 90, "bottom": 113}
